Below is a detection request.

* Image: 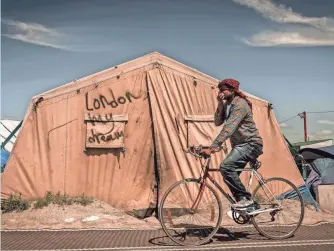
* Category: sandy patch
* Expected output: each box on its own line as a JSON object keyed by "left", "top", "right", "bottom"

{"left": 1, "top": 200, "right": 161, "bottom": 230}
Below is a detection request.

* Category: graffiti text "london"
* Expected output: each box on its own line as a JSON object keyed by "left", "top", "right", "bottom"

{"left": 86, "top": 89, "right": 140, "bottom": 111}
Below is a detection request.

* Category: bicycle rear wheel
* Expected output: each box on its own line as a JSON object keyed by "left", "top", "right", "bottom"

{"left": 251, "top": 177, "right": 304, "bottom": 239}
{"left": 158, "top": 178, "right": 222, "bottom": 246}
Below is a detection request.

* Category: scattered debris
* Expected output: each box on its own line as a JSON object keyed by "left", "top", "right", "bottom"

{"left": 64, "top": 218, "right": 75, "bottom": 223}
{"left": 81, "top": 216, "right": 99, "bottom": 222}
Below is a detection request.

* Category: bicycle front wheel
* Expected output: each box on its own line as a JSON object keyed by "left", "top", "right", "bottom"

{"left": 251, "top": 177, "right": 304, "bottom": 239}
{"left": 158, "top": 178, "right": 222, "bottom": 246}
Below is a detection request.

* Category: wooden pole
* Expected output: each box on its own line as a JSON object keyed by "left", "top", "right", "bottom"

{"left": 298, "top": 112, "right": 308, "bottom": 142}
{"left": 303, "top": 112, "right": 308, "bottom": 142}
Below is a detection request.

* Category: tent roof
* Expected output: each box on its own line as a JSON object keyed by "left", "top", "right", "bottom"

{"left": 32, "top": 51, "right": 268, "bottom": 104}
{"left": 299, "top": 145, "right": 334, "bottom": 162}
{"left": 292, "top": 139, "right": 333, "bottom": 147}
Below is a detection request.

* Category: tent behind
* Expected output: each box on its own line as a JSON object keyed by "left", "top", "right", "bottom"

{"left": 299, "top": 146, "right": 334, "bottom": 162}
{"left": 1, "top": 120, "right": 22, "bottom": 173}
{"left": 1, "top": 52, "right": 306, "bottom": 214}
{"left": 1, "top": 149, "right": 10, "bottom": 173}
{"left": 299, "top": 146, "right": 334, "bottom": 201}
{"left": 0, "top": 120, "right": 22, "bottom": 152}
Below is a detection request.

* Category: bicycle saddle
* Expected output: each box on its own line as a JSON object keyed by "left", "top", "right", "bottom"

{"left": 249, "top": 159, "right": 261, "bottom": 170}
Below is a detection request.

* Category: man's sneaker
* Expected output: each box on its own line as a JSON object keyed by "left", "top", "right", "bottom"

{"left": 231, "top": 197, "right": 254, "bottom": 209}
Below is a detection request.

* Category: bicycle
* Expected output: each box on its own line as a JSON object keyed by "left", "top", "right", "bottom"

{"left": 158, "top": 146, "right": 305, "bottom": 246}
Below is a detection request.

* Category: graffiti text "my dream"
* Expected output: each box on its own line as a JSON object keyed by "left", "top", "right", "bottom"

{"left": 88, "top": 129, "right": 124, "bottom": 144}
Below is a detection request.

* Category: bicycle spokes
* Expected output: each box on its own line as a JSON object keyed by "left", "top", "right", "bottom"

{"left": 251, "top": 177, "right": 304, "bottom": 239}
{"left": 159, "top": 179, "right": 222, "bottom": 246}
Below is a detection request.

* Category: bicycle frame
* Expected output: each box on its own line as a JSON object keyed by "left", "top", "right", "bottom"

{"left": 160, "top": 149, "right": 304, "bottom": 244}
{"left": 191, "top": 157, "right": 279, "bottom": 211}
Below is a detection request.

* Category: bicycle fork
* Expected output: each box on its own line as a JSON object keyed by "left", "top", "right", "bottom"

{"left": 191, "top": 179, "right": 207, "bottom": 211}
{"left": 190, "top": 178, "right": 218, "bottom": 222}
{"left": 166, "top": 179, "right": 209, "bottom": 227}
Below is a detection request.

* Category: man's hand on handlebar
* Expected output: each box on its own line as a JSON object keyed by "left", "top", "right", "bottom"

{"left": 200, "top": 148, "right": 213, "bottom": 158}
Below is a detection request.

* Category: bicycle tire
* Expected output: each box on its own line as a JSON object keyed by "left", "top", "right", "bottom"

{"left": 158, "top": 178, "right": 223, "bottom": 246}
{"left": 251, "top": 177, "right": 305, "bottom": 239}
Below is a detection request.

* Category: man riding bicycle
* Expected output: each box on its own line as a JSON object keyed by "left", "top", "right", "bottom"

{"left": 200, "top": 78, "right": 263, "bottom": 209}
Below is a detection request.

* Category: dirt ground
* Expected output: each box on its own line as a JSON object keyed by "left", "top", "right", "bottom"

{"left": 1, "top": 200, "right": 161, "bottom": 230}
{"left": 2, "top": 198, "right": 334, "bottom": 230}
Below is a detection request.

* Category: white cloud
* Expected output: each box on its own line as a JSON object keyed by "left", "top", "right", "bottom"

{"left": 232, "top": 0, "right": 334, "bottom": 31}
{"left": 315, "top": 130, "right": 333, "bottom": 136}
{"left": 317, "top": 120, "right": 334, "bottom": 125}
{"left": 279, "top": 122, "right": 289, "bottom": 128}
{"left": 245, "top": 31, "right": 334, "bottom": 47}
{"left": 308, "top": 130, "right": 333, "bottom": 140}
{"left": 1, "top": 19, "right": 73, "bottom": 51}
{"left": 232, "top": 0, "right": 334, "bottom": 47}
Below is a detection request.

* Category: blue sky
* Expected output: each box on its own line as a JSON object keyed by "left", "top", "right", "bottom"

{"left": 1, "top": 0, "right": 334, "bottom": 143}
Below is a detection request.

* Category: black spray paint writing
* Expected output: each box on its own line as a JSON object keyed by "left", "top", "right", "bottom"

{"left": 86, "top": 112, "right": 124, "bottom": 145}
{"left": 87, "top": 113, "right": 113, "bottom": 126}
{"left": 88, "top": 128, "right": 124, "bottom": 144}
{"left": 86, "top": 89, "right": 140, "bottom": 111}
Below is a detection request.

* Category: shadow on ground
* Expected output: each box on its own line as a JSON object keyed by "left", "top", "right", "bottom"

{"left": 148, "top": 227, "right": 266, "bottom": 246}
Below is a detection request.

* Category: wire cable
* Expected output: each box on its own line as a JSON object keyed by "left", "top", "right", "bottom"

{"left": 279, "top": 110, "right": 334, "bottom": 124}
{"left": 278, "top": 115, "right": 299, "bottom": 124}
{"left": 306, "top": 111, "right": 334, "bottom": 114}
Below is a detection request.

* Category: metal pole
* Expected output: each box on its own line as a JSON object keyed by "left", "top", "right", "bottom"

{"left": 303, "top": 112, "right": 308, "bottom": 142}
{"left": 298, "top": 112, "right": 308, "bottom": 142}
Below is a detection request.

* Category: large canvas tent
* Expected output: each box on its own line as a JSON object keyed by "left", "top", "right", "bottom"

{"left": 1, "top": 52, "right": 306, "bottom": 213}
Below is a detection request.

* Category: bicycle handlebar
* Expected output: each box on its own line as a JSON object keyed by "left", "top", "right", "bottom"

{"left": 184, "top": 145, "right": 210, "bottom": 159}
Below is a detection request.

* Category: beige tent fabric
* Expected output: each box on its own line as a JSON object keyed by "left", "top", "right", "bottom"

{"left": 1, "top": 52, "right": 304, "bottom": 211}
{"left": 147, "top": 66, "right": 226, "bottom": 194}
{"left": 2, "top": 69, "right": 156, "bottom": 210}
{"left": 147, "top": 65, "right": 304, "bottom": 199}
